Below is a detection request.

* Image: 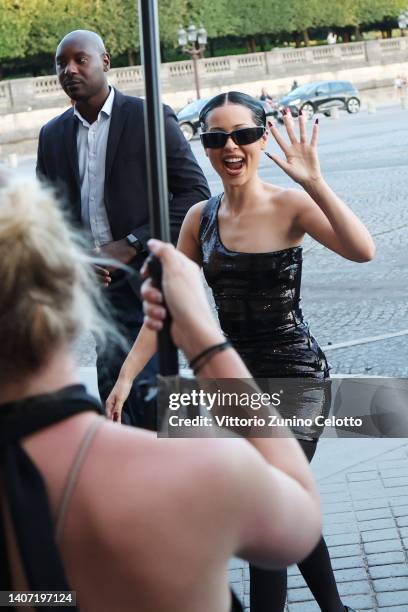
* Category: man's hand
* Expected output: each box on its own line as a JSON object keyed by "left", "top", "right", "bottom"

{"left": 99, "top": 238, "right": 137, "bottom": 267}
{"left": 94, "top": 265, "right": 111, "bottom": 287}
{"left": 93, "top": 239, "right": 138, "bottom": 285}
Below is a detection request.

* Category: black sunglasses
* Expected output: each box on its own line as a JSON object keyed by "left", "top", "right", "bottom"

{"left": 200, "top": 126, "right": 266, "bottom": 149}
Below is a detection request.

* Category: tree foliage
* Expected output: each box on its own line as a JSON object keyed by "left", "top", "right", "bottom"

{"left": 0, "top": 0, "right": 407, "bottom": 66}
{"left": 355, "top": 0, "right": 407, "bottom": 25}
{"left": 0, "top": 0, "right": 36, "bottom": 60}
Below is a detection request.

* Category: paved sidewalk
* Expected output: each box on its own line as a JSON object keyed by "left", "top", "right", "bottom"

{"left": 229, "top": 442, "right": 408, "bottom": 611}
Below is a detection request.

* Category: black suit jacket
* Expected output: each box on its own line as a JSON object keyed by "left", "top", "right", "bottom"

{"left": 36, "top": 88, "right": 210, "bottom": 248}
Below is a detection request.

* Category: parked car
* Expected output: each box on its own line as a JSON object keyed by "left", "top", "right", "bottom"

{"left": 177, "top": 96, "right": 282, "bottom": 141}
{"left": 177, "top": 97, "right": 211, "bottom": 141}
{"left": 259, "top": 99, "right": 285, "bottom": 124}
{"left": 278, "top": 80, "right": 361, "bottom": 120}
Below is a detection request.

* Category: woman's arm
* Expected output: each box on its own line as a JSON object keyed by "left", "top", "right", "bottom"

{"left": 106, "top": 202, "right": 206, "bottom": 421}
{"left": 267, "top": 114, "right": 375, "bottom": 262}
{"left": 105, "top": 322, "right": 157, "bottom": 421}
{"left": 176, "top": 200, "right": 206, "bottom": 263}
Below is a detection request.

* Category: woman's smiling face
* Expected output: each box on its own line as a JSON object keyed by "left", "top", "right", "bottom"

{"left": 203, "top": 103, "right": 268, "bottom": 185}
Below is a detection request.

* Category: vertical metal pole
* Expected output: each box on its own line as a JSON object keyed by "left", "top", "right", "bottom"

{"left": 138, "top": 0, "right": 170, "bottom": 242}
{"left": 192, "top": 53, "right": 201, "bottom": 99}
{"left": 138, "top": 0, "right": 178, "bottom": 376}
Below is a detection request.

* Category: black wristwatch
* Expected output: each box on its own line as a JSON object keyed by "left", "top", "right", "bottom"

{"left": 126, "top": 233, "right": 143, "bottom": 254}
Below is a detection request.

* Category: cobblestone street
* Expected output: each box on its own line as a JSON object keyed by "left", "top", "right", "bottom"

{"left": 229, "top": 441, "right": 408, "bottom": 611}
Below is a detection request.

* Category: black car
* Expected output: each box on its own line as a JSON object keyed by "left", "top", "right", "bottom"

{"left": 177, "top": 97, "right": 211, "bottom": 141}
{"left": 278, "top": 80, "right": 360, "bottom": 120}
{"left": 177, "top": 96, "right": 280, "bottom": 141}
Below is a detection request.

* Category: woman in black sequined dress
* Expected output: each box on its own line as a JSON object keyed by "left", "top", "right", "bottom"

{"left": 108, "top": 92, "right": 374, "bottom": 612}
{"left": 190, "top": 92, "right": 373, "bottom": 612}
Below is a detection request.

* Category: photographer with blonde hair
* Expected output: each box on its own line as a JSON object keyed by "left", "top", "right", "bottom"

{"left": 0, "top": 171, "right": 321, "bottom": 612}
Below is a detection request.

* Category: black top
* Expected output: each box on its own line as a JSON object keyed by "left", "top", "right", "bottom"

{"left": 0, "top": 385, "right": 102, "bottom": 611}
{"left": 200, "top": 195, "right": 329, "bottom": 379}
{"left": 0, "top": 385, "right": 244, "bottom": 612}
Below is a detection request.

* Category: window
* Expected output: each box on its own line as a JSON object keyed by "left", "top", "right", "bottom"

{"left": 330, "top": 82, "right": 346, "bottom": 93}
{"left": 315, "top": 83, "right": 330, "bottom": 95}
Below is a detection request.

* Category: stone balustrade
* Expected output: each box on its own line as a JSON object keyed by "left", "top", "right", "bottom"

{"left": 1, "top": 37, "right": 407, "bottom": 115}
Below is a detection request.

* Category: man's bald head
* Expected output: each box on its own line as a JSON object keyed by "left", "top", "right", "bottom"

{"left": 55, "top": 30, "right": 110, "bottom": 104}
{"left": 57, "top": 30, "right": 106, "bottom": 56}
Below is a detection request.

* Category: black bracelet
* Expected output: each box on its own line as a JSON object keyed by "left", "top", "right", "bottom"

{"left": 189, "top": 340, "right": 231, "bottom": 375}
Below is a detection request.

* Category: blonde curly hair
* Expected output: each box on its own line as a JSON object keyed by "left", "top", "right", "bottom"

{"left": 0, "top": 167, "right": 113, "bottom": 383}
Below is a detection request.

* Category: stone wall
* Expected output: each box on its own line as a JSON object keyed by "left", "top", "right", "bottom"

{"left": 1, "top": 37, "right": 407, "bottom": 148}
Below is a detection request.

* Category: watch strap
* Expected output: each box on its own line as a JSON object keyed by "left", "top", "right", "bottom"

{"left": 126, "top": 234, "right": 142, "bottom": 253}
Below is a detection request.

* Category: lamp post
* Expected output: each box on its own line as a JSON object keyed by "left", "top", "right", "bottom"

{"left": 398, "top": 10, "right": 408, "bottom": 36}
{"left": 177, "top": 23, "right": 207, "bottom": 99}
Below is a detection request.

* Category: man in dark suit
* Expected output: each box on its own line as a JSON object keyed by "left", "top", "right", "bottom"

{"left": 37, "top": 30, "right": 210, "bottom": 425}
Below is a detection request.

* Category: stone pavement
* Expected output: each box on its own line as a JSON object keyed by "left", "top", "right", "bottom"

{"left": 228, "top": 441, "right": 408, "bottom": 611}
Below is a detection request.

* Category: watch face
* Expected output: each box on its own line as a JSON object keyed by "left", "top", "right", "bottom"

{"left": 127, "top": 234, "right": 141, "bottom": 252}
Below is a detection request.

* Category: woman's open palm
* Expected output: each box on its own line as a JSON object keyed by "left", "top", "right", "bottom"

{"left": 266, "top": 111, "right": 322, "bottom": 186}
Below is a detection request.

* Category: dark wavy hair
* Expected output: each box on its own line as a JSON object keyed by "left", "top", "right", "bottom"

{"left": 199, "top": 91, "right": 266, "bottom": 131}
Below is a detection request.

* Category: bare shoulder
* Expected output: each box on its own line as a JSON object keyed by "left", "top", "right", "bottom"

{"left": 274, "top": 186, "right": 308, "bottom": 205}
{"left": 180, "top": 200, "right": 208, "bottom": 237}
{"left": 273, "top": 186, "right": 313, "bottom": 215}
{"left": 95, "top": 422, "right": 249, "bottom": 484}
{"left": 74, "top": 426, "right": 266, "bottom": 587}
{"left": 178, "top": 200, "right": 209, "bottom": 260}
{"left": 183, "top": 199, "right": 208, "bottom": 227}
{"left": 90, "top": 424, "right": 255, "bottom": 521}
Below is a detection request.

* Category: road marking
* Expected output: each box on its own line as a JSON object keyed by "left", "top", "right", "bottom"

{"left": 322, "top": 329, "right": 408, "bottom": 351}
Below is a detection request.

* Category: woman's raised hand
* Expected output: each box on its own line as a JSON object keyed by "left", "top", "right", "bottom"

{"left": 266, "top": 110, "right": 322, "bottom": 187}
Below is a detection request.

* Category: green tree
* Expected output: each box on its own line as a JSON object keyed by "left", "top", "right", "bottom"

{"left": 26, "top": 0, "right": 84, "bottom": 56}
{"left": 26, "top": 0, "right": 138, "bottom": 57}
{"left": 0, "top": 0, "right": 36, "bottom": 60}
{"left": 258, "top": 0, "right": 326, "bottom": 46}
{"left": 355, "top": 0, "right": 407, "bottom": 23}
{"left": 319, "top": 0, "right": 407, "bottom": 40}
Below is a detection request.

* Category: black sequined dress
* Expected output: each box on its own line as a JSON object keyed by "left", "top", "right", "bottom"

{"left": 199, "top": 195, "right": 331, "bottom": 440}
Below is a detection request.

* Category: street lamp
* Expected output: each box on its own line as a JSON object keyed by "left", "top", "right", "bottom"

{"left": 398, "top": 10, "right": 408, "bottom": 35}
{"left": 177, "top": 23, "right": 208, "bottom": 99}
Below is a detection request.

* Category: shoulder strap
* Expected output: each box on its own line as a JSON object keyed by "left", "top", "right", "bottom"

{"left": 56, "top": 416, "right": 104, "bottom": 542}
{"left": 198, "top": 193, "right": 222, "bottom": 246}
